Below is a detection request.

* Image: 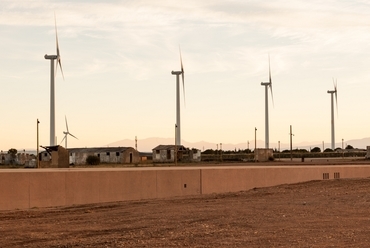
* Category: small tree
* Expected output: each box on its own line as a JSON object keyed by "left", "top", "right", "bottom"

{"left": 8, "top": 148, "right": 17, "bottom": 165}
{"left": 324, "top": 148, "right": 333, "bottom": 152}
{"left": 345, "top": 145, "right": 354, "bottom": 150}
{"left": 202, "top": 149, "right": 214, "bottom": 154}
{"left": 311, "top": 147, "right": 321, "bottom": 153}
{"left": 86, "top": 155, "right": 100, "bottom": 165}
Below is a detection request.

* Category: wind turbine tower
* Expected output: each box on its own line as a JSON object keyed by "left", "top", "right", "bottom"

{"left": 44, "top": 14, "right": 64, "bottom": 146}
{"left": 171, "top": 47, "right": 185, "bottom": 146}
{"left": 327, "top": 79, "right": 338, "bottom": 150}
{"left": 260, "top": 56, "right": 274, "bottom": 149}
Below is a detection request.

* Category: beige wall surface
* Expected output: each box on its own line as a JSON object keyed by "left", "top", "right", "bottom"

{"left": 1, "top": 165, "right": 370, "bottom": 211}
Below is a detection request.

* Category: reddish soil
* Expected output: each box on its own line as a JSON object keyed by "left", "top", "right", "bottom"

{"left": 1, "top": 178, "right": 370, "bottom": 247}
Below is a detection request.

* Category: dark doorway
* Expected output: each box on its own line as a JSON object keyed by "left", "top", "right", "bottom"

{"left": 130, "top": 153, "right": 133, "bottom": 163}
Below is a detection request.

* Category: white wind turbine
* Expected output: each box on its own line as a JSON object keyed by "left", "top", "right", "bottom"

{"left": 327, "top": 79, "right": 338, "bottom": 150}
{"left": 260, "top": 55, "right": 274, "bottom": 149}
{"left": 171, "top": 46, "right": 185, "bottom": 146}
{"left": 44, "top": 13, "right": 64, "bottom": 146}
{"left": 60, "top": 116, "right": 78, "bottom": 149}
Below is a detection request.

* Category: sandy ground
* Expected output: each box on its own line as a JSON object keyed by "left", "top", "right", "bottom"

{"left": 1, "top": 177, "right": 370, "bottom": 247}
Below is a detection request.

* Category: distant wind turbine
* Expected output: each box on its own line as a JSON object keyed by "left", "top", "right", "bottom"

{"left": 44, "top": 13, "right": 64, "bottom": 146}
{"left": 260, "top": 55, "right": 274, "bottom": 149}
{"left": 60, "top": 116, "right": 78, "bottom": 149}
{"left": 171, "top": 46, "right": 185, "bottom": 146}
{"left": 327, "top": 79, "right": 338, "bottom": 150}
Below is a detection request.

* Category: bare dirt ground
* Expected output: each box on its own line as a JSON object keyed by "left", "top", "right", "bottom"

{"left": 1, "top": 178, "right": 370, "bottom": 247}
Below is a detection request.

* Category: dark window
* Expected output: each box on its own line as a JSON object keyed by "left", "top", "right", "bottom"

{"left": 97, "top": 154, "right": 100, "bottom": 157}
{"left": 106, "top": 152, "right": 110, "bottom": 156}
{"left": 116, "top": 152, "right": 119, "bottom": 156}
{"left": 156, "top": 150, "right": 160, "bottom": 154}
{"left": 167, "top": 150, "right": 171, "bottom": 159}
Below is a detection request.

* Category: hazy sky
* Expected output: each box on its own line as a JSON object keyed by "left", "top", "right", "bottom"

{"left": 1, "top": 0, "right": 370, "bottom": 151}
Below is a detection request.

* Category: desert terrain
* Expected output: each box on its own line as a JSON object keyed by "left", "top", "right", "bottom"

{"left": 1, "top": 176, "right": 370, "bottom": 247}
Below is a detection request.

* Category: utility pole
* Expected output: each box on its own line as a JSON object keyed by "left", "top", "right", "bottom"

{"left": 135, "top": 136, "right": 137, "bottom": 151}
{"left": 290, "top": 125, "right": 294, "bottom": 161}
{"left": 278, "top": 140, "right": 280, "bottom": 161}
{"left": 37, "top": 119, "right": 40, "bottom": 168}
{"left": 254, "top": 128, "right": 257, "bottom": 151}
{"left": 254, "top": 127, "right": 257, "bottom": 162}
{"left": 220, "top": 143, "right": 223, "bottom": 162}
{"left": 175, "top": 124, "right": 177, "bottom": 166}
{"left": 342, "top": 138, "right": 344, "bottom": 158}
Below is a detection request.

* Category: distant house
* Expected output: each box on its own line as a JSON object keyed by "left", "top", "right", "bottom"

{"left": 189, "top": 148, "right": 202, "bottom": 162}
{"left": 254, "top": 148, "right": 274, "bottom": 162}
{"left": 0, "top": 150, "right": 35, "bottom": 166}
{"left": 152, "top": 145, "right": 201, "bottom": 163}
{"left": 152, "top": 145, "right": 186, "bottom": 163}
{"left": 68, "top": 147, "right": 140, "bottom": 165}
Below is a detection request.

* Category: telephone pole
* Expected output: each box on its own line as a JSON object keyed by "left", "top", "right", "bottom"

{"left": 37, "top": 119, "right": 40, "bottom": 168}
{"left": 290, "top": 125, "right": 294, "bottom": 161}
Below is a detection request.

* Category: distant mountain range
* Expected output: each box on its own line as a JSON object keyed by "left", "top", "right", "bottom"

{"left": 108, "top": 137, "right": 370, "bottom": 152}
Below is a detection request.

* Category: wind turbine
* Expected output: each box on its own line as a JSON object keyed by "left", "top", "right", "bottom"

{"left": 60, "top": 116, "right": 78, "bottom": 149}
{"left": 327, "top": 79, "right": 338, "bottom": 150}
{"left": 260, "top": 55, "right": 274, "bottom": 149}
{"left": 44, "top": 13, "right": 64, "bottom": 146}
{"left": 171, "top": 46, "right": 185, "bottom": 146}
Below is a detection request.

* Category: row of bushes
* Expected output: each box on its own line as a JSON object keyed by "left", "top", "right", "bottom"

{"left": 201, "top": 151, "right": 367, "bottom": 162}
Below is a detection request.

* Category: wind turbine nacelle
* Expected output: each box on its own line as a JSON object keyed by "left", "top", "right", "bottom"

{"left": 171, "top": 71, "right": 182, "bottom": 75}
{"left": 44, "top": 54, "right": 57, "bottom": 60}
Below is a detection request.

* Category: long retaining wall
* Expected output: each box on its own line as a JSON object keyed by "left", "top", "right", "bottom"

{"left": 1, "top": 165, "right": 370, "bottom": 211}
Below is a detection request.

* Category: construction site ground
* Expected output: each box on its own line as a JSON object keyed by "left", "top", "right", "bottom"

{"left": 1, "top": 175, "right": 370, "bottom": 247}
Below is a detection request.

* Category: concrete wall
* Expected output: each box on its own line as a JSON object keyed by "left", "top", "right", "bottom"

{"left": 1, "top": 165, "right": 370, "bottom": 211}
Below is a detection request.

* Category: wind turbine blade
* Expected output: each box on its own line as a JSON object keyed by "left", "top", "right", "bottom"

{"left": 60, "top": 135, "right": 66, "bottom": 145}
{"left": 270, "top": 85, "right": 274, "bottom": 107}
{"left": 182, "top": 74, "right": 186, "bottom": 107}
{"left": 179, "top": 45, "right": 184, "bottom": 75}
{"left": 54, "top": 13, "right": 64, "bottom": 80}
{"left": 268, "top": 54, "right": 271, "bottom": 85}
{"left": 268, "top": 54, "right": 274, "bottom": 107}
{"left": 334, "top": 79, "right": 338, "bottom": 116}
{"left": 58, "top": 58, "right": 65, "bottom": 80}
{"left": 68, "top": 133, "right": 78, "bottom": 140}
{"left": 179, "top": 46, "right": 185, "bottom": 106}
{"left": 65, "top": 115, "right": 69, "bottom": 132}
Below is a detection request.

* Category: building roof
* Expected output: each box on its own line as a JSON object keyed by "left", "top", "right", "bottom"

{"left": 67, "top": 147, "right": 136, "bottom": 154}
{"left": 40, "top": 145, "right": 63, "bottom": 155}
{"left": 152, "top": 145, "right": 187, "bottom": 151}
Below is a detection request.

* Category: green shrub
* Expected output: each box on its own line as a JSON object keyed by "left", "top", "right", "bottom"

{"left": 86, "top": 155, "right": 100, "bottom": 165}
